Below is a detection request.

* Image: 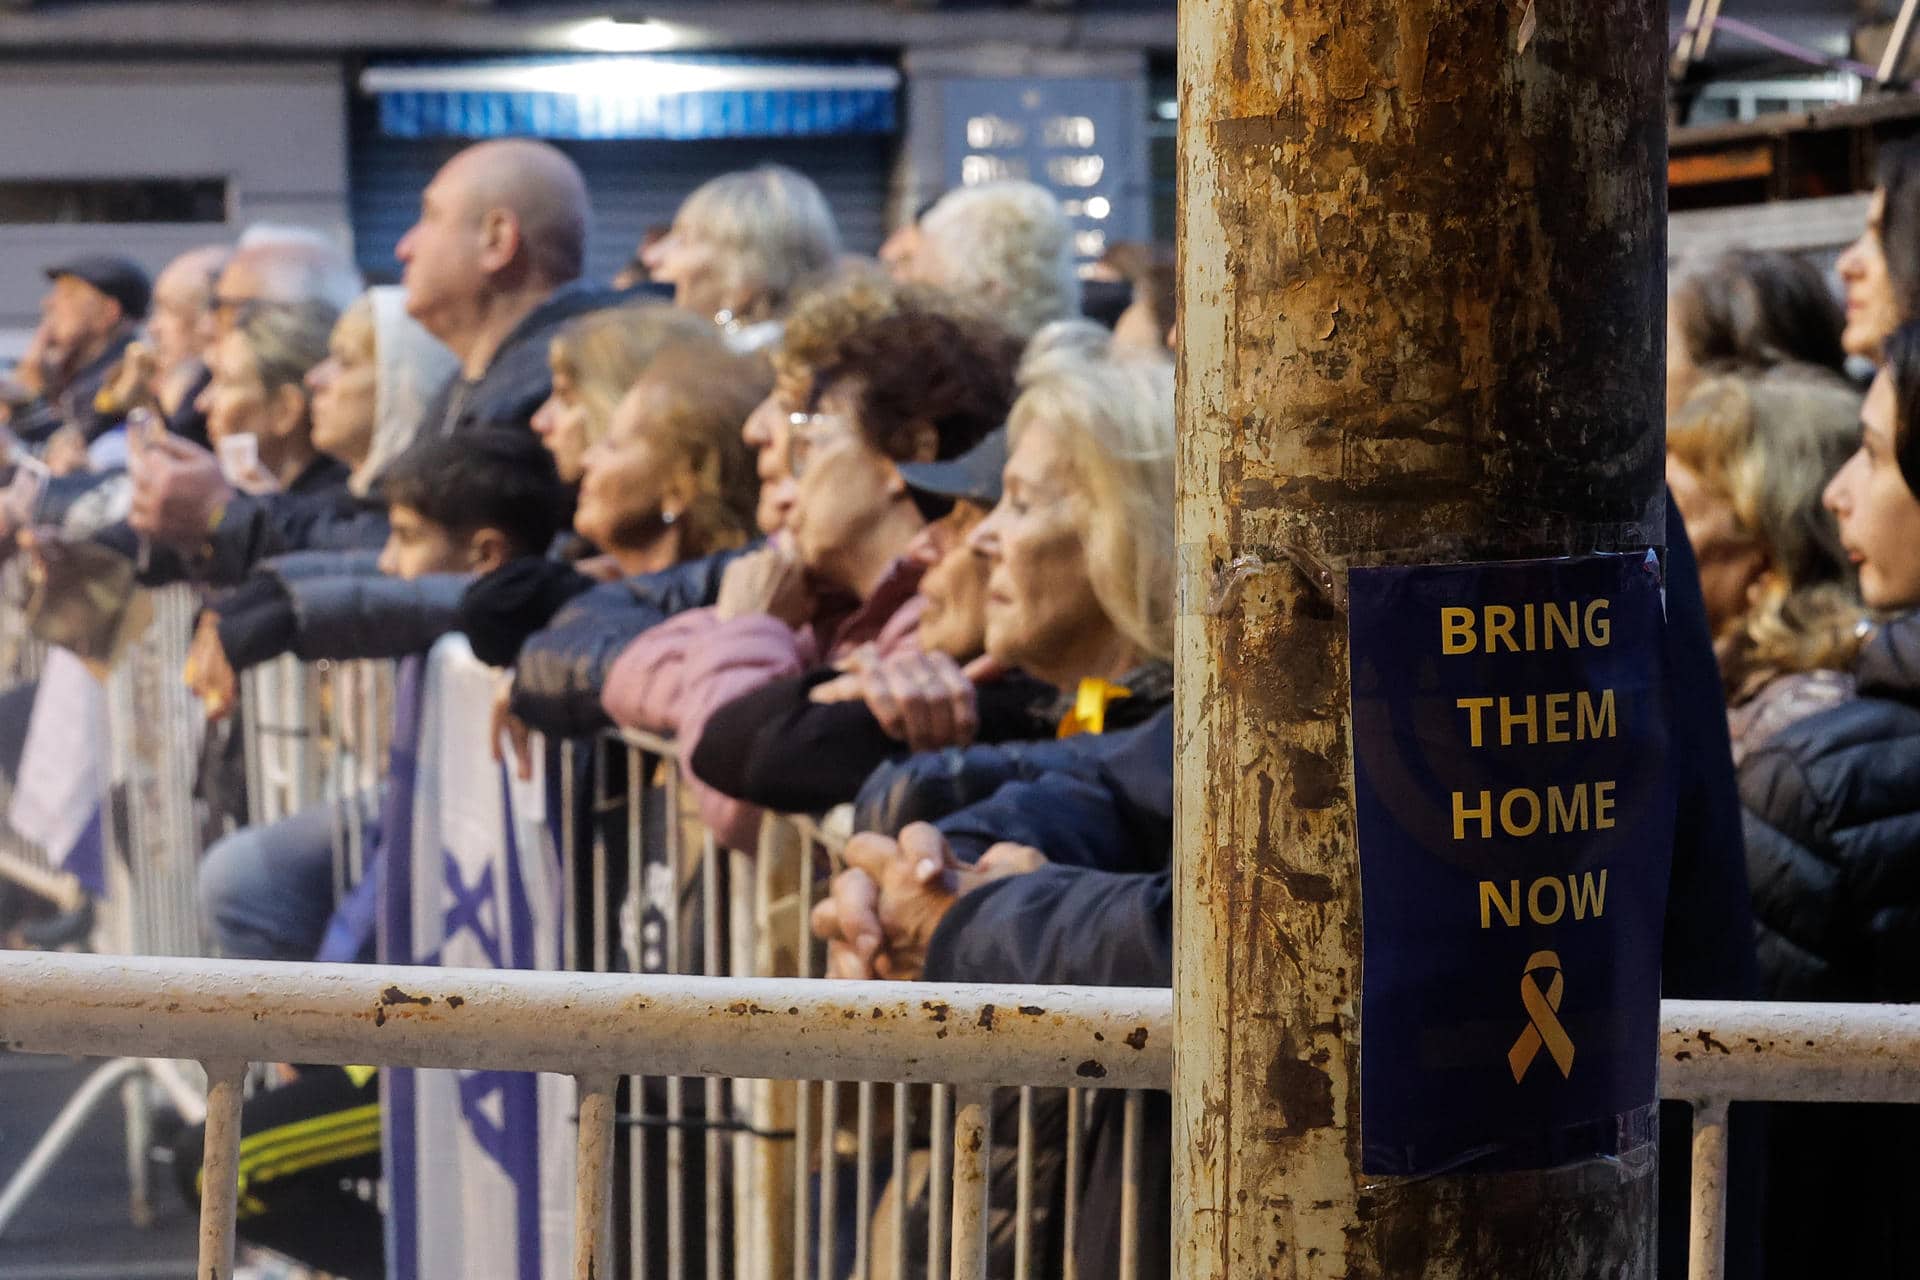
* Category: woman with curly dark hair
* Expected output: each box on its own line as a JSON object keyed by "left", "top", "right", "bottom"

{"left": 599, "top": 275, "right": 1023, "bottom": 849}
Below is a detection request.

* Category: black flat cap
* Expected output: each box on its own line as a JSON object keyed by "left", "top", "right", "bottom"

{"left": 44, "top": 255, "right": 151, "bottom": 321}
{"left": 899, "top": 426, "right": 1007, "bottom": 518}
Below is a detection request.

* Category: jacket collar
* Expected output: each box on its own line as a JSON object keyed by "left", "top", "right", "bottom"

{"left": 1855, "top": 611, "right": 1920, "bottom": 701}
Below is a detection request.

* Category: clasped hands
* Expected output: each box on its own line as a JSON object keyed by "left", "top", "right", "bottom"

{"left": 810, "top": 822, "right": 1046, "bottom": 982}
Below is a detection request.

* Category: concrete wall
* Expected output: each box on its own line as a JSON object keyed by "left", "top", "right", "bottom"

{"left": 0, "top": 59, "right": 350, "bottom": 346}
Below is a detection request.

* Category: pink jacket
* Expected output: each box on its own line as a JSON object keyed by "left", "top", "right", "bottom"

{"left": 601, "top": 558, "right": 927, "bottom": 849}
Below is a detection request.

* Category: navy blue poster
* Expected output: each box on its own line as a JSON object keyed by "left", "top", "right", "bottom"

{"left": 1348, "top": 552, "right": 1673, "bottom": 1176}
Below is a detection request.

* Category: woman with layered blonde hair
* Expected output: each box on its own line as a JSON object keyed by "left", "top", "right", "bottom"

{"left": 530, "top": 303, "right": 713, "bottom": 483}
{"left": 1666, "top": 372, "right": 1865, "bottom": 760}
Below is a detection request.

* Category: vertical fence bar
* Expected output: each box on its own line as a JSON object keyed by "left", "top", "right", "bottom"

{"left": 729, "top": 844, "right": 761, "bottom": 1280}
{"left": 1014, "top": 1086, "right": 1035, "bottom": 1280}
{"left": 627, "top": 743, "right": 648, "bottom": 1280}
{"left": 576, "top": 1076, "right": 619, "bottom": 1280}
{"left": 1688, "top": 1100, "right": 1730, "bottom": 1280}
{"left": 122, "top": 1074, "right": 153, "bottom": 1229}
{"left": 818, "top": 1082, "right": 841, "bottom": 1280}
{"left": 703, "top": 829, "right": 724, "bottom": 1280}
{"left": 1062, "top": 1090, "right": 1082, "bottom": 1280}
{"left": 793, "top": 1076, "right": 813, "bottom": 1280}
{"left": 1118, "top": 1091, "right": 1142, "bottom": 1280}
{"left": 592, "top": 745, "right": 610, "bottom": 973}
{"left": 561, "top": 739, "right": 579, "bottom": 974}
{"left": 854, "top": 1081, "right": 875, "bottom": 1280}
{"left": 927, "top": 1084, "right": 951, "bottom": 1280}
{"left": 949, "top": 1087, "right": 992, "bottom": 1280}
{"left": 664, "top": 758, "right": 686, "bottom": 1280}
{"left": 196, "top": 1060, "right": 247, "bottom": 1280}
{"left": 891, "top": 1083, "right": 911, "bottom": 1280}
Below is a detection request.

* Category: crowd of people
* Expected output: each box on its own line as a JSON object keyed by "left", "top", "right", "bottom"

{"left": 0, "top": 126, "right": 1916, "bottom": 1278}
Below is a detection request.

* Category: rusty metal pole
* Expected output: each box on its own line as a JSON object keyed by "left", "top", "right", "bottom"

{"left": 1174, "top": 0, "right": 1668, "bottom": 1276}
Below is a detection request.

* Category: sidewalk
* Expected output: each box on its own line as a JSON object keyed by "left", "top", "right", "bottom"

{"left": 0, "top": 1050, "right": 196, "bottom": 1280}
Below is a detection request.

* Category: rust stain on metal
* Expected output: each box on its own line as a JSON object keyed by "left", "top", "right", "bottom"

{"left": 444, "top": 996, "right": 464, "bottom": 1010}
{"left": 1018, "top": 1005, "right": 1045, "bottom": 1017}
{"left": 1127, "top": 1026, "right": 1151, "bottom": 1051}
{"left": 977, "top": 1004, "right": 997, "bottom": 1030}
{"left": 1265, "top": 1038, "right": 1336, "bottom": 1136}
{"left": 380, "top": 986, "right": 431, "bottom": 1009}
{"left": 921, "top": 1000, "right": 950, "bottom": 1023}
{"left": 726, "top": 1001, "right": 779, "bottom": 1016}
{"left": 1698, "top": 1029, "right": 1732, "bottom": 1056}
{"left": 1076, "top": 1060, "right": 1108, "bottom": 1080}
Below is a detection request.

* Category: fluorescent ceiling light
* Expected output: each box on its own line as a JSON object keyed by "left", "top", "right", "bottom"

{"left": 568, "top": 18, "right": 677, "bottom": 53}
{"left": 361, "top": 60, "right": 901, "bottom": 99}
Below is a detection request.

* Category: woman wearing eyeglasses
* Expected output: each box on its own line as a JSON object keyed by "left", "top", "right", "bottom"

{"left": 600, "top": 274, "right": 1022, "bottom": 850}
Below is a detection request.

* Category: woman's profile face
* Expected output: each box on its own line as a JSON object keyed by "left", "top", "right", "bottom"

{"left": 645, "top": 222, "right": 730, "bottom": 320}
{"left": 911, "top": 501, "right": 990, "bottom": 659}
{"left": 575, "top": 381, "right": 673, "bottom": 554}
{"left": 969, "top": 422, "right": 1111, "bottom": 676}
{"left": 531, "top": 359, "right": 592, "bottom": 484}
{"left": 307, "top": 310, "right": 378, "bottom": 468}
{"left": 1825, "top": 370, "right": 1920, "bottom": 609}
{"left": 1839, "top": 188, "right": 1901, "bottom": 362}
{"left": 199, "top": 331, "right": 273, "bottom": 447}
{"left": 784, "top": 381, "right": 903, "bottom": 591}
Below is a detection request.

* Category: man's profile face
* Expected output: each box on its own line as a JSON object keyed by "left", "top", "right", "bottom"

{"left": 39, "top": 276, "right": 118, "bottom": 354}
{"left": 202, "top": 255, "right": 268, "bottom": 365}
{"left": 396, "top": 161, "right": 487, "bottom": 337}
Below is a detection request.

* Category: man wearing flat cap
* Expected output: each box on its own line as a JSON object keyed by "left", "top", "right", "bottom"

{"left": 8, "top": 254, "right": 150, "bottom": 445}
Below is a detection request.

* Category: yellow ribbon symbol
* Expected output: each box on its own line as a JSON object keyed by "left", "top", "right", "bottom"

{"left": 1507, "top": 950, "right": 1575, "bottom": 1083}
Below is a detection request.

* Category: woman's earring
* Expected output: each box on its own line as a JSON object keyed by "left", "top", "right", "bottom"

{"left": 662, "top": 507, "right": 679, "bottom": 526}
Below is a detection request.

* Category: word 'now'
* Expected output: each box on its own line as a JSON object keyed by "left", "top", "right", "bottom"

{"left": 1479, "top": 870, "right": 1608, "bottom": 929}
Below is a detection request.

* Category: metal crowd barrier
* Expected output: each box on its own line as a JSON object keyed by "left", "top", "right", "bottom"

{"left": 0, "top": 558, "right": 70, "bottom": 911}
{"left": 0, "top": 593, "right": 399, "bottom": 1242}
{"left": 5, "top": 622, "right": 1920, "bottom": 1280}
{"left": 2, "top": 950, "right": 1918, "bottom": 1280}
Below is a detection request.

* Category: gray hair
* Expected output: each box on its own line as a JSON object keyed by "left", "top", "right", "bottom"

{"left": 233, "top": 226, "right": 364, "bottom": 313}
{"left": 674, "top": 165, "right": 841, "bottom": 319}
{"left": 1007, "top": 342, "right": 1176, "bottom": 661}
{"left": 918, "top": 182, "right": 1080, "bottom": 340}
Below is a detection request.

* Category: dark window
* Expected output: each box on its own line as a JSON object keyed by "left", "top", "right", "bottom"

{"left": 0, "top": 179, "right": 228, "bottom": 225}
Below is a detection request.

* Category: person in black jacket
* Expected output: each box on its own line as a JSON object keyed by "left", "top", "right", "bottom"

{"left": 1740, "top": 319, "right": 1920, "bottom": 1279}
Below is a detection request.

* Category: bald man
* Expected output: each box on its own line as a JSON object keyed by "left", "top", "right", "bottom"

{"left": 397, "top": 139, "right": 617, "bottom": 437}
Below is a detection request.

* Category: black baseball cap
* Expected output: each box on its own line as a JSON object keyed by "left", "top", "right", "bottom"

{"left": 899, "top": 426, "right": 1007, "bottom": 520}
{"left": 44, "top": 255, "right": 151, "bottom": 321}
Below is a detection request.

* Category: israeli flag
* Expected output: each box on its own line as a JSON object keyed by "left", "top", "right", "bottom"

{"left": 381, "top": 636, "right": 574, "bottom": 1280}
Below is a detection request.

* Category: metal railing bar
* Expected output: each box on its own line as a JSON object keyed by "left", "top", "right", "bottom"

{"left": 194, "top": 1059, "right": 246, "bottom": 1280}
{"left": 949, "top": 1087, "right": 992, "bottom": 1280}
{"left": 1687, "top": 1099, "right": 1730, "bottom": 1280}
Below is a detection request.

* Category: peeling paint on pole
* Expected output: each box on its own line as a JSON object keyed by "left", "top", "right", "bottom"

{"left": 1174, "top": 0, "right": 1665, "bottom": 1275}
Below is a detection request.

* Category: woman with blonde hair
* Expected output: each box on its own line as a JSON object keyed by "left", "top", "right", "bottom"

{"left": 530, "top": 303, "right": 714, "bottom": 483}
{"left": 1666, "top": 373, "right": 1864, "bottom": 761}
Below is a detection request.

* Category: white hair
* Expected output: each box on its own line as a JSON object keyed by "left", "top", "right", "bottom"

{"left": 1007, "top": 342, "right": 1176, "bottom": 660}
{"left": 918, "top": 182, "right": 1080, "bottom": 339}
{"left": 234, "top": 225, "right": 364, "bottom": 312}
{"left": 675, "top": 165, "right": 842, "bottom": 319}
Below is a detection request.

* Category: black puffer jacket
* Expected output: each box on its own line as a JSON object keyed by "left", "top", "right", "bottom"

{"left": 1737, "top": 610, "right": 1920, "bottom": 1280}
{"left": 505, "top": 548, "right": 745, "bottom": 739}
{"left": 1739, "top": 611, "right": 1920, "bottom": 1002}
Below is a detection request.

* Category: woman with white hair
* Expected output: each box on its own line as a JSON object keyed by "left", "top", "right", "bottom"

{"left": 850, "top": 321, "right": 1177, "bottom": 834}
{"left": 913, "top": 181, "right": 1082, "bottom": 339}
{"left": 642, "top": 164, "right": 842, "bottom": 352}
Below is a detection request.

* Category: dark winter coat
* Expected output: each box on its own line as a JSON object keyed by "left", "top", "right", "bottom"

{"left": 503, "top": 548, "right": 744, "bottom": 739}
{"left": 851, "top": 666, "right": 1173, "bottom": 846}
{"left": 687, "top": 666, "right": 1061, "bottom": 815}
{"left": 419, "top": 283, "right": 624, "bottom": 437}
{"left": 10, "top": 330, "right": 135, "bottom": 444}
{"left": 93, "top": 454, "right": 381, "bottom": 589}
{"left": 212, "top": 551, "right": 471, "bottom": 672}
{"left": 1737, "top": 608, "right": 1920, "bottom": 1280}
